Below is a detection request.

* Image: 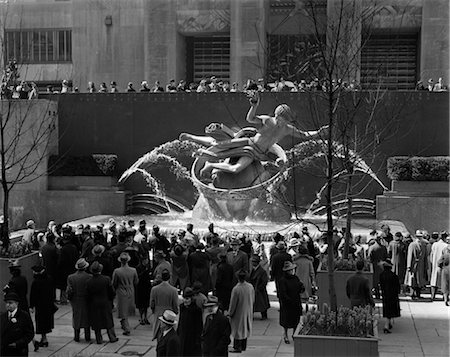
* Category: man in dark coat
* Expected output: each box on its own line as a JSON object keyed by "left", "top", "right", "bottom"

{"left": 156, "top": 310, "right": 181, "bottom": 357}
{"left": 270, "top": 241, "right": 292, "bottom": 292}
{"left": 226, "top": 238, "right": 249, "bottom": 285}
{"left": 86, "top": 262, "right": 118, "bottom": 344}
{"left": 56, "top": 233, "right": 79, "bottom": 304}
{"left": 188, "top": 243, "right": 211, "bottom": 294}
{"left": 201, "top": 296, "right": 231, "bottom": 357}
{"left": 177, "top": 287, "right": 203, "bottom": 356}
{"left": 0, "top": 292, "right": 34, "bottom": 356}
{"left": 249, "top": 255, "right": 270, "bottom": 320}
{"left": 89, "top": 244, "right": 113, "bottom": 278}
{"left": 67, "top": 258, "right": 92, "bottom": 342}
{"left": 346, "top": 260, "right": 375, "bottom": 308}
{"left": 215, "top": 253, "right": 234, "bottom": 311}
{"left": 150, "top": 225, "right": 171, "bottom": 257}
{"left": 110, "top": 231, "right": 129, "bottom": 269}
{"left": 7, "top": 261, "right": 29, "bottom": 311}
{"left": 40, "top": 233, "right": 58, "bottom": 283}
{"left": 368, "top": 234, "right": 388, "bottom": 299}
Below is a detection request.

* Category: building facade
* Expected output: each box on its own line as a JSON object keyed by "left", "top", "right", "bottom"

{"left": 0, "top": 0, "right": 448, "bottom": 91}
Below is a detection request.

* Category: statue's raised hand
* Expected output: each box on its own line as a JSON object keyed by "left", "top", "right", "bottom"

{"left": 246, "top": 90, "right": 260, "bottom": 106}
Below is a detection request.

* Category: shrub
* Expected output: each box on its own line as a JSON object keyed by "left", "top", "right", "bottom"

{"left": 299, "top": 304, "right": 375, "bottom": 338}
{"left": 49, "top": 154, "right": 118, "bottom": 176}
{"left": 0, "top": 240, "right": 32, "bottom": 258}
{"left": 387, "top": 156, "right": 449, "bottom": 181}
{"left": 319, "top": 256, "right": 371, "bottom": 272}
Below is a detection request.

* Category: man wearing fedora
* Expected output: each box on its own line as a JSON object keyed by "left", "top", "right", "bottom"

{"left": 90, "top": 244, "right": 113, "bottom": 278}
{"left": 177, "top": 287, "right": 203, "bottom": 356}
{"left": 249, "top": 255, "right": 270, "bottom": 320}
{"left": 0, "top": 292, "right": 35, "bottom": 356}
{"left": 112, "top": 252, "right": 139, "bottom": 336}
{"left": 156, "top": 310, "right": 181, "bottom": 357}
{"left": 226, "top": 238, "right": 249, "bottom": 285}
{"left": 346, "top": 260, "right": 375, "bottom": 308}
{"left": 201, "top": 296, "right": 231, "bottom": 357}
{"left": 67, "top": 258, "right": 92, "bottom": 342}
{"left": 405, "top": 230, "right": 427, "bottom": 299}
{"left": 270, "top": 241, "right": 292, "bottom": 293}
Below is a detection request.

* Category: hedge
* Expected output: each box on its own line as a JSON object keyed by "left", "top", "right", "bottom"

{"left": 387, "top": 156, "right": 449, "bottom": 181}
{"left": 49, "top": 154, "right": 118, "bottom": 176}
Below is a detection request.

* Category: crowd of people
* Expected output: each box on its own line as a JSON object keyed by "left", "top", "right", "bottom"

{"left": 1, "top": 219, "right": 449, "bottom": 356}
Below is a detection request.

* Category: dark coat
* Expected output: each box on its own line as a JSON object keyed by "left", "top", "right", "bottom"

{"left": 8, "top": 275, "right": 28, "bottom": 311}
{"left": 271, "top": 251, "right": 292, "bottom": 283}
{"left": 215, "top": 260, "right": 234, "bottom": 310}
{"left": 29, "top": 273, "right": 55, "bottom": 334}
{"left": 67, "top": 270, "right": 92, "bottom": 329}
{"left": 249, "top": 265, "right": 270, "bottom": 312}
{"left": 86, "top": 274, "right": 115, "bottom": 330}
{"left": 56, "top": 242, "right": 78, "bottom": 289}
{"left": 188, "top": 250, "right": 211, "bottom": 294}
{"left": 226, "top": 250, "right": 249, "bottom": 280}
{"left": 379, "top": 269, "right": 401, "bottom": 318}
{"left": 368, "top": 240, "right": 388, "bottom": 287}
{"left": 346, "top": 272, "right": 374, "bottom": 308}
{"left": 178, "top": 303, "right": 203, "bottom": 356}
{"left": 278, "top": 273, "right": 304, "bottom": 328}
{"left": 201, "top": 311, "right": 231, "bottom": 357}
{"left": 156, "top": 328, "right": 181, "bottom": 357}
{"left": 0, "top": 309, "right": 34, "bottom": 357}
{"left": 41, "top": 242, "right": 58, "bottom": 281}
{"left": 89, "top": 253, "right": 114, "bottom": 278}
{"left": 135, "top": 264, "right": 151, "bottom": 309}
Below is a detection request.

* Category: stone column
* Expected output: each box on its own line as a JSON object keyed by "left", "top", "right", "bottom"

{"left": 230, "top": 0, "right": 269, "bottom": 86}
{"left": 420, "top": 0, "right": 449, "bottom": 85}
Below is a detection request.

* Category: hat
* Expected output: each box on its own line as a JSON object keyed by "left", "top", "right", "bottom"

{"left": 203, "top": 295, "right": 219, "bottom": 307}
{"left": 108, "top": 218, "right": 116, "bottom": 226}
{"left": 8, "top": 260, "right": 21, "bottom": 269}
{"left": 192, "top": 281, "right": 203, "bottom": 293}
{"left": 159, "top": 310, "right": 177, "bottom": 325}
{"left": 394, "top": 232, "right": 403, "bottom": 238}
{"left": 111, "top": 81, "right": 117, "bottom": 86}
{"left": 230, "top": 238, "right": 241, "bottom": 246}
{"left": 282, "top": 261, "right": 297, "bottom": 271}
{"left": 92, "top": 244, "right": 105, "bottom": 256}
{"left": 415, "top": 230, "right": 424, "bottom": 237}
{"left": 289, "top": 238, "right": 300, "bottom": 247}
{"left": 302, "top": 226, "right": 309, "bottom": 232}
{"left": 4, "top": 292, "right": 20, "bottom": 302}
{"left": 90, "top": 261, "right": 103, "bottom": 275}
{"left": 139, "top": 219, "right": 146, "bottom": 226}
{"left": 183, "top": 287, "right": 194, "bottom": 298}
{"left": 252, "top": 255, "right": 261, "bottom": 264}
{"left": 31, "top": 265, "right": 45, "bottom": 274}
{"left": 441, "top": 231, "right": 449, "bottom": 239}
{"left": 276, "top": 241, "right": 286, "bottom": 250}
{"left": 75, "top": 258, "right": 89, "bottom": 270}
{"left": 237, "top": 270, "right": 247, "bottom": 279}
{"left": 118, "top": 252, "right": 131, "bottom": 263}
{"left": 62, "top": 79, "right": 69, "bottom": 85}
{"left": 153, "top": 224, "right": 160, "bottom": 230}
{"left": 26, "top": 219, "right": 35, "bottom": 227}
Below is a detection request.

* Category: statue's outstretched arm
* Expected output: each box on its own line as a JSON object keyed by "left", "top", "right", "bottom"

{"left": 179, "top": 133, "right": 216, "bottom": 146}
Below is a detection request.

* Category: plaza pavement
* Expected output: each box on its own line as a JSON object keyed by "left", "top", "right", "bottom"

{"left": 27, "top": 282, "right": 449, "bottom": 357}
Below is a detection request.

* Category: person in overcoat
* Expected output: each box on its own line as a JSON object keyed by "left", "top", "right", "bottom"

{"left": 170, "top": 244, "right": 190, "bottom": 290}
{"left": 201, "top": 296, "right": 231, "bottom": 357}
{"left": 188, "top": 243, "right": 211, "bottom": 294}
{"left": 67, "top": 258, "right": 92, "bottom": 342}
{"left": 346, "top": 260, "right": 375, "bottom": 308}
{"left": 135, "top": 257, "right": 152, "bottom": 325}
{"left": 0, "top": 292, "right": 35, "bottom": 357}
{"left": 156, "top": 310, "right": 181, "bottom": 357}
{"left": 149, "top": 269, "right": 179, "bottom": 340}
{"left": 56, "top": 235, "right": 79, "bottom": 304}
{"left": 229, "top": 270, "right": 255, "bottom": 353}
{"left": 29, "top": 265, "right": 55, "bottom": 349}
{"left": 215, "top": 253, "right": 234, "bottom": 311}
{"left": 368, "top": 235, "right": 388, "bottom": 299}
{"left": 271, "top": 241, "right": 292, "bottom": 293}
{"left": 112, "top": 252, "right": 139, "bottom": 336}
{"left": 153, "top": 251, "right": 172, "bottom": 284}
{"left": 379, "top": 260, "right": 401, "bottom": 334}
{"left": 7, "top": 261, "right": 29, "bottom": 311}
{"left": 226, "top": 238, "right": 250, "bottom": 285}
{"left": 292, "top": 245, "right": 316, "bottom": 301}
{"left": 278, "top": 261, "right": 304, "bottom": 344}
{"left": 249, "top": 255, "right": 270, "bottom": 320}
{"left": 438, "top": 242, "right": 450, "bottom": 306}
{"left": 86, "top": 261, "right": 118, "bottom": 344}
{"left": 40, "top": 234, "right": 58, "bottom": 283}
{"left": 177, "top": 288, "right": 203, "bottom": 356}
{"left": 206, "top": 237, "right": 224, "bottom": 290}
{"left": 429, "top": 232, "right": 449, "bottom": 300}
{"left": 404, "top": 231, "right": 426, "bottom": 299}
{"left": 89, "top": 244, "right": 113, "bottom": 278}
{"left": 388, "top": 232, "right": 407, "bottom": 289}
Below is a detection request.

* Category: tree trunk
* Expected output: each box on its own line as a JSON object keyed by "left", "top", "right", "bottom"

{"left": 0, "top": 114, "right": 10, "bottom": 251}
{"left": 343, "top": 172, "right": 353, "bottom": 258}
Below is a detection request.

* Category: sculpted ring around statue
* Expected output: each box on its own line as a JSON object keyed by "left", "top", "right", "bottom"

{"left": 179, "top": 91, "right": 327, "bottom": 190}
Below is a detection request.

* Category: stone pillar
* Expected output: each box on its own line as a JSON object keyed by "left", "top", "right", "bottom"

{"left": 420, "top": 0, "right": 449, "bottom": 85}
{"left": 230, "top": 0, "right": 269, "bottom": 86}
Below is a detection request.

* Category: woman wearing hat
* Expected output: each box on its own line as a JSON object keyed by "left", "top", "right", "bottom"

{"left": 278, "top": 261, "right": 305, "bottom": 344}
{"left": 292, "top": 245, "right": 316, "bottom": 302}
{"left": 379, "top": 260, "right": 401, "bottom": 333}
{"left": 177, "top": 288, "right": 203, "bottom": 356}
{"left": 29, "top": 265, "right": 56, "bottom": 349}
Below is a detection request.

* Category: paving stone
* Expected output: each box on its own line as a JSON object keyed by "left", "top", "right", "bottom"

{"left": 117, "top": 344, "right": 152, "bottom": 355}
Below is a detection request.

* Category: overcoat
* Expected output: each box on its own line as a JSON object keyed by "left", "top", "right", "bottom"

{"left": 388, "top": 239, "right": 407, "bottom": 283}
{"left": 293, "top": 253, "right": 315, "bottom": 299}
{"left": 89, "top": 253, "right": 114, "bottom": 278}
{"left": 8, "top": 275, "right": 29, "bottom": 311}
{"left": 379, "top": 269, "right": 401, "bottom": 318}
{"left": 67, "top": 270, "right": 92, "bottom": 329}
{"left": 0, "top": 309, "right": 34, "bottom": 357}
{"left": 56, "top": 242, "right": 78, "bottom": 289}
{"left": 368, "top": 240, "right": 388, "bottom": 287}
{"left": 156, "top": 328, "right": 181, "bottom": 357}
{"left": 177, "top": 303, "right": 203, "bottom": 356}
{"left": 188, "top": 250, "right": 211, "bottom": 294}
{"left": 154, "top": 260, "right": 172, "bottom": 284}
{"left": 170, "top": 250, "right": 189, "bottom": 289}
{"left": 40, "top": 242, "right": 58, "bottom": 281}
{"left": 149, "top": 281, "right": 179, "bottom": 339}
{"left": 278, "top": 273, "right": 304, "bottom": 328}
{"left": 270, "top": 251, "right": 292, "bottom": 283}
{"left": 29, "top": 273, "right": 55, "bottom": 334}
{"left": 215, "top": 260, "right": 234, "bottom": 310}
{"left": 429, "top": 240, "right": 448, "bottom": 287}
{"left": 249, "top": 265, "right": 270, "bottom": 312}
{"left": 229, "top": 281, "right": 255, "bottom": 339}
{"left": 201, "top": 311, "right": 231, "bottom": 357}
{"left": 226, "top": 250, "right": 249, "bottom": 284}
{"left": 135, "top": 263, "right": 151, "bottom": 309}
{"left": 86, "top": 274, "right": 115, "bottom": 330}
{"left": 112, "top": 265, "right": 139, "bottom": 319}
{"left": 346, "top": 272, "right": 374, "bottom": 308}
{"left": 438, "top": 250, "right": 450, "bottom": 294}
{"left": 404, "top": 239, "right": 426, "bottom": 287}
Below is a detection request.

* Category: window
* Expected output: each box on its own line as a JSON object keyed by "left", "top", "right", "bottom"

{"left": 5, "top": 29, "right": 72, "bottom": 64}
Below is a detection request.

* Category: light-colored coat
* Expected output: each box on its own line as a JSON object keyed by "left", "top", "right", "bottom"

{"left": 404, "top": 239, "right": 426, "bottom": 288}
{"left": 293, "top": 254, "right": 315, "bottom": 299}
{"left": 228, "top": 281, "right": 254, "bottom": 340}
{"left": 149, "top": 280, "right": 179, "bottom": 339}
{"left": 429, "top": 240, "right": 448, "bottom": 287}
{"left": 112, "top": 265, "right": 139, "bottom": 319}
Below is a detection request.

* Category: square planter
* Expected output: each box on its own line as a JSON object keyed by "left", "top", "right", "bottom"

{"left": 316, "top": 263, "right": 373, "bottom": 309}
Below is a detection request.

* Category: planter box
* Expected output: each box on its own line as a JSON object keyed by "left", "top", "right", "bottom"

{"left": 293, "top": 332, "right": 378, "bottom": 357}
{"left": 389, "top": 180, "right": 449, "bottom": 197}
{"left": 0, "top": 251, "right": 40, "bottom": 312}
{"left": 316, "top": 263, "right": 373, "bottom": 309}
